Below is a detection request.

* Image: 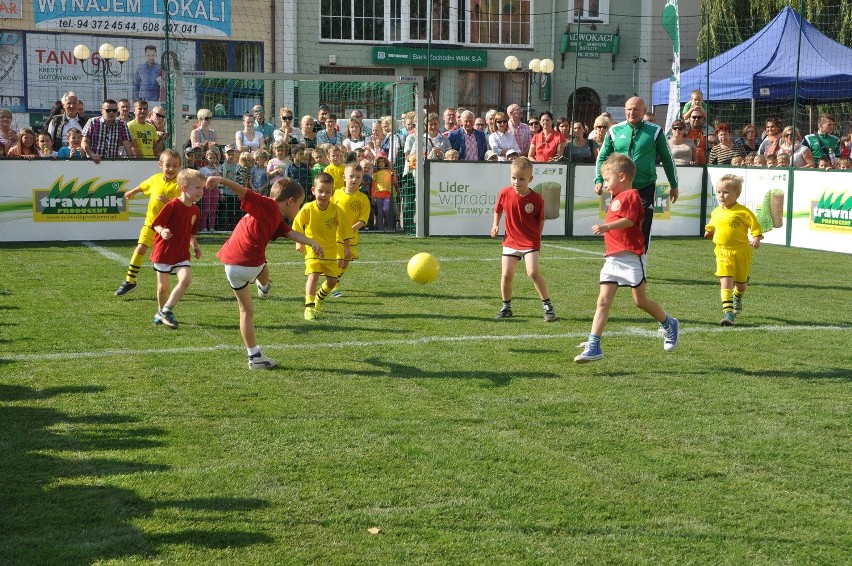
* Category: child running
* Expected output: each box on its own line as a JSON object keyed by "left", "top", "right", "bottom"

{"left": 214, "top": 175, "right": 324, "bottom": 369}
{"left": 704, "top": 174, "right": 762, "bottom": 326}
{"left": 115, "top": 149, "right": 183, "bottom": 296}
{"left": 149, "top": 169, "right": 205, "bottom": 328}
{"left": 330, "top": 163, "right": 370, "bottom": 297}
{"left": 575, "top": 154, "right": 679, "bottom": 363}
{"left": 292, "top": 172, "right": 353, "bottom": 320}
{"left": 490, "top": 157, "right": 556, "bottom": 322}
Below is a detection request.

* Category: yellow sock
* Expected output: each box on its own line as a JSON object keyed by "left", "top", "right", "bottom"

{"left": 305, "top": 294, "right": 316, "bottom": 307}
{"left": 721, "top": 288, "right": 734, "bottom": 313}
{"left": 733, "top": 289, "right": 745, "bottom": 300}
{"left": 125, "top": 251, "right": 145, "bottom": 283}
{"left": 317, "top": 281, "right": 333, "bottom": 303}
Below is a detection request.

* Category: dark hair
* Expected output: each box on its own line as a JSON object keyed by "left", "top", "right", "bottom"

{"left": 313, "top": 172, "right": 334, "bottom": 185}
{"left": 538, "top": 110, "right": 554, "bottom": 122}
{"left": 144, "top": 45, "right": 157, "bottom": 52}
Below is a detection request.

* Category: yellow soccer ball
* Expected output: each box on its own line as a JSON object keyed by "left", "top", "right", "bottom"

{"left": 407, "top": 252, "right": 440, "bottom": 284}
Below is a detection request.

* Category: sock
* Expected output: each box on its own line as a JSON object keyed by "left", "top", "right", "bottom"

{"left": 247, "top": 346, "right": 261, "bottom": 357}
{"left": 305, "top": 294, "right": 316, "bottom": 308}
{"left": 734, "top": 289, "right": 745, "bottom": 300}
{"left": 125, "top": 251, "right": 145, "bottom": 283}
{"left": 162, "top": 304, "right": 173, "bottom": 313}
{"left": 502, "top": 300, "right": 512, "bottom": 309}
{"left": 721, "top": 289, "right": 734, "bottom": 313}
{"left": 317, "top": 281, "right": 333, "bottom": 303}
{"left": 660, "top": 314, "right": 672, "bottom": 329}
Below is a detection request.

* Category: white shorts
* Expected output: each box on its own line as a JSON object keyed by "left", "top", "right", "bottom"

{"left": 599, "top": 251, "right": 647, "bottom": 287}
{"left": 224, "top": 263, "right": 266, "bottom": 290}
{"left": 502, "top": 246, "right": 538, "bottom": 259}
{"left": 153, "top": 261, "right": 190, "bottom": 274}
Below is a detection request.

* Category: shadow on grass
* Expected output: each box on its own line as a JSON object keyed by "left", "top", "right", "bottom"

{"left": 0, "top": 384, "right": 273, "bottom": 563}
{"left": 733, "top": 367, "right": 852, "bottom": 382}
{"left": 655, "top": 276, "right": 852, "bottom": 292}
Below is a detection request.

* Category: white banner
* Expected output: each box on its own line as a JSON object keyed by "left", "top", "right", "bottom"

{"left": 0, "top": 160, "right": 157, "bottom": 242}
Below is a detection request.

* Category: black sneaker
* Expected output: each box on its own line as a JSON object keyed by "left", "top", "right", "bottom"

{"left": 115, "top": 281, "right": 137, "bottom": 296}
{"left": 543, "top": 304, "right": 557, "bottom": 322}
{"left": 495, "top": 307, "right": 513, "bottom": 319}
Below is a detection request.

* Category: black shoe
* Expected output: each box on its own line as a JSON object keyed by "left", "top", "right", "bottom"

{"left": 115, "top": 281, "right": 137, "bottom": 296}
{"left": 495, "top": 307, "right": 513, "bottom": 319}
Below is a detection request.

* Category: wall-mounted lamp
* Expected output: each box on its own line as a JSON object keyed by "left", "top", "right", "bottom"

{"left": 504, "top": 56, "right": 554, "bottom": 120}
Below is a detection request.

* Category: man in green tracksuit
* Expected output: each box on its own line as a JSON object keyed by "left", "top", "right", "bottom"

{"left": 594, "top": 97, "right": 679, "bottom": 252}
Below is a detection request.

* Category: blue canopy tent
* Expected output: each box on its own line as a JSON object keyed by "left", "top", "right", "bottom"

{"left": 652, "top": 7, "right": 852, "bottom": 114}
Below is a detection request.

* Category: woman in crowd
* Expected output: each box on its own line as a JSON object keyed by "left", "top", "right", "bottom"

{"left": 528, "top": 111, "right": 565, "bottom": 162}
{"left": 235, "top": 112, "right": 264, "bottom": 153}
{"left": 587, "top": 112, "right": 612, "bottom": 144}
{"left": 298, "top": 115, "right": 317, "bottom": 148}
{"left": 528, "top": 116, "right": 542, "bottom": 138}
{"left": 707, "top": 123, "right": 742, "bottom": 165}
{"left": 667, "top": 119, "right": 693, "bottom": 165}
{"left": 272, "top": 107, "right": 300, "bottom": 145}
{"left": 736, "top": 123, "right": 760, "bottom": 155}
{"left": 190, "top": 108, "right": 217, "bottom": 148}
{"left": 342, "top": 118, "right": 367, "bottom": 152}
{"left": 407, "top": 112, "right": 451, "bottom": 161}
{"left": 488, "top": 111, "right": 521, "bottom": 159}
{"left": 564, "top": 121, "right": 598, "bottom": 163}
{"left": 0, "top": 108, "right": 19, "bottom": 152}
{"left": 779, "top": 126, "right": 815, "bottom": 168}
{"left": 317, "top": 115, "right": 344, "bottom": 146}
{"left": 759, "top": 118, "right": 783, "bottom": 156}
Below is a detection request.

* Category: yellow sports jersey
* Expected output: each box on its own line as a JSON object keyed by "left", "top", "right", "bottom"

{"left": 331, "top": 189, "right": 370, "bottom": 247}
{"left": 127, "top": 121, "right": 157, "bottom": 158}
{"left": 324, "top": 163, "right": 346, "bottom": 191}
{"left": 292, "top": 200, "right": 354, "bottom": 260}
{"left": 705, "top": 203, "right": 763, "bottom": 247}
{"left": 139, "top": 173, "right": 181, "bottom": 226}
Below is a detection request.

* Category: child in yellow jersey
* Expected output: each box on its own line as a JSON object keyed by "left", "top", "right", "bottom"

{"left": 371, "top": 155, "right": 398, "bottom": 231}
{"left": 704, "top": 174, "right": 763, "bottom": 326}
{"left": 329, "top": 163, "right": 370, "bottom": 297}
{"left": 292, "top": 172, "right": 354, "bottom": 320}
{"left": 115, "top": 149, "right": 183, "bottom": 296}
{"left": 323, "top": 146, "right": 346, "bottom": 190}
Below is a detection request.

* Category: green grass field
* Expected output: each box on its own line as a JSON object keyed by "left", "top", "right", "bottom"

{"left": 1, "top": 235, "right": 850, "bottom": 565}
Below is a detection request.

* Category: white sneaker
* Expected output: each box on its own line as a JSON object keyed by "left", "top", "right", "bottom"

{"left": 256, "top": 280, "right": 271, "bottom": 299}
{"left": 248, "top": 353, "right": 276, "bottom": 369}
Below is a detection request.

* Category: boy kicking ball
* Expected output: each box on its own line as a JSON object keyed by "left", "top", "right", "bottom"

{"left": 214, "top": 175, "right": 324, "bottom": 370}
{"left": 575, "top": 154, "right": 679, "bottom": 363}
{"left": 149, "top": 169, "right": 205, "bottom": 328}
{"left": 490, "top": 157, "right": 556, "bottom": 322}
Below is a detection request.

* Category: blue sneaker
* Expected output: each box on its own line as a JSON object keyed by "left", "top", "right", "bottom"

{"left": 662, "top": 317, "right": 679, "bottom": 352}
{"left": 154, "top": 309, "right": 178, "bottom": 329}
{"left": 720, "top": 312, "right": 736, "bottom": 326}
{"left": 574, "top": 341, "right": 603, "bottom": 363}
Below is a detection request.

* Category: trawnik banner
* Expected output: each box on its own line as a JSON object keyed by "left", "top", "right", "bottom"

{"left": 662, "top": 0, "right": 680, "bottom": 132}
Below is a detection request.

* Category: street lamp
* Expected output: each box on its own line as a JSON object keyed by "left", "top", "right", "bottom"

{"left": 504, "top": 56, "right": 555, "bottom": 121}
{"left": 73, "top": 43, "right": 130, "bottom": 102}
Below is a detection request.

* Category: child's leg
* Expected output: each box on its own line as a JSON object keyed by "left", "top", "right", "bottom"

{"left": 720, "top": 275, "right": 734, "bottom": 313}
{"left": 524, "top": 251, "right": 550, "bottom": 300}
{"left": 315, "top": 276, "right": 338, "bottom": 310}
{"left": 590, "top": 283, "right": 619, "bottom": 336}
{"left": 500, "top": 255, "right": 520, "bottom": 301}
{"left": 155, "top": 271, "right": 171, "bottom": 310}
{"left": 305, "top": 272, "right": 320, "bottom": 304}
{"left": 126, "top": 243, "right": 148, "bottom": 282}
{"left": 163, "top": 266, "right": 192, "bottom": 311}
{"left": 631, "top": 281, "right": 668, "bottom": 322}
{"left": 233, "top": 285, "right": 257, "bottom": 348}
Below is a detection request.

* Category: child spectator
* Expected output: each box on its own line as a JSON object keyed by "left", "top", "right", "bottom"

{"left": 251, "top": 149, "right": 270, "bottom": 195}
{"left": 214, "top": 175, "right": 324, "bottom": 369}
{"left": 324, "top": 146, "right": 346, "bottom": 190}
{"left": 753, "top": 155, "right": 767, "bottom": 167}
{"left": 766, "top": 154, "right": 777, "bottom": 168}
{"left": 359, "top": 158, "right": 375, "bottom": 229}
{"left": 199, "top": 148, "right": 221, "bottom": 232}
{"left": 115, "top": 149, "right": 183, "bottom": 296}
{"left": 330, "top": 163, "right": 370, "bottom": 297}
{"left": 776, "top": 153, "right": 791, "bottom": 168}
{"left": 285, "top": 146, "right": 312, "bottom": 202}
{"left": 730, "top": 156, "right": 743, "bottom": 167}
{"left": 837, "top": 156, "right": 851, "bottom": 170}
{"left": 742, "top": 153, "right": 756, "bottom": 167}
{"left": 291, "top": 172, "right": 353, "bottom": 321}
{"left": 149, "top": 168, "right": 204, "bottom": 328}
{"left": 56, "top": 128, "right": 87, "bottom": 159}
{"left": 704, "top": 174, "right": 762, "bottom": 326}
{"left": 818, "top": 156, "right": 832, "bottom": 169}
{"left": 219, "top": 144, "right": 242, "bottom": 230}
{"left": 266, "top": 141, "right": 289, "bottom": 188}
{"left": 36, "top": 131, "right": 56, "bottom": 158}
{"left": 238, "top": 151, "right": 254, "bottom": 190}
{"left": 444, "top": 149, "right": 459, "bottom": 161}
{"left": 371, "top": 155, "right": 398, "bottom": 231}
{"left": 574, "top": 154, "right": 679, "bottom": 363}
{"left": 490, "top": 156, "right": 556, "bottom": 322}
{"left": 7, "top": 128, "right": 38, "bottom": 158}
{"left": 310, "top": 147, "right": 327, "bottom": 186}
{"left": 183, "top": 146, "right": 196, "bottom": 169}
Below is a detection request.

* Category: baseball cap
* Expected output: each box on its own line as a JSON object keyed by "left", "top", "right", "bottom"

{"left": 506, "top": 149, "right": 519, "bottom": 157}
{"left": 224, "top": 144, "right": 237, "bottom": 152}
{"left": 184, "top": 146, "right": 194, "bottom": 155}
{"left": 485, "top": 150, "right": 499, "bottom": 161}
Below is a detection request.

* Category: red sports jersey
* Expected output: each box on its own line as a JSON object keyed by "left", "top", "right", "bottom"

{"left": 216, "top": 189, "right": 291, "bottom": 267}
{"left": 604, "top": 188, "right": 645, "bottom": 256}
{"left": 495, "top": 187, "right": 544, "bottom": 250}
{"left": 150, "top": 199, "right": 200, "bottom": 265}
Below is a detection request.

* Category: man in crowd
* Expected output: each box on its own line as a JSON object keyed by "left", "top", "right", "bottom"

{"left": 685, "top": 107, "right": 715, "bottom": 165}
{"left": 506, "top": 103, "right": 532, "bottom": 156}
{"left": 440, "top": 107, "right": 456, "bottom": 135}
{"left": 803, "top": 114, "right": 840, "bottom": 162}
{"left": 448, "top": 110, "right": 488, "bottom": 161}
{"left": 252, "top": 104, "right": 275, "bottom": 147}
{"left": 46, "top": 91, "right": 84, "bottom": 151}
{"left": 81, "top": 99, "right": 135, "bottom": 163}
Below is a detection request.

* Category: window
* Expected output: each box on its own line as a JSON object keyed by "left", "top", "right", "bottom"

{"left": 321, "top": 1, "right": 533, "bottom": 47}
{"left": 572, "top": 0, "right": 609, "bottom": 24}
{"left": 457, "top": 70, "right": 525, "bottom": 118}
{"left": 197, "top": 41, "right": 264, "bottom": 118}
{"left": 318, "top": 66, "right": 396, "bottom": 118}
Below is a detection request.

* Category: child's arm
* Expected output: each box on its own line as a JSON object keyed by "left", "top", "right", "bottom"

{"left": 191, "top": 235, "right": 202, "bottom": 259}
{"left": 153, "top": 223, "right": 172, "bottom": 240}
{"left": 704, "top": 228, "right": 714, "bottom": 238}
{"left": 207, "top": 175, "right": 247, "bottom": 199}
{"left": 750, "top": 234, "right": 762, "bottom": 248}
{"left": 490, "top": 210, "right": 502, "bottom": 238}
{"left": 286, "top": 230, "right": 323, "bottom": 258}
{"left": 124, "top": 186, "right": 142, "bottom": 199}
{"left": 592, "top": 217, "right": 634, "bottom": 236}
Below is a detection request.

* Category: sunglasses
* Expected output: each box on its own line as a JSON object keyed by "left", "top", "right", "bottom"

{"left": 691, "top": 116, "right": 703, "bottom": 120}
{"left": 672, "top": 126, "right": 684, "bottom": 130}
{"left": 281, "top": 116, "right": 293, "bottom": 120}
{"left": 203, "top": 117, "right": 212, "bottom": 121}
{"left": 496, "top": 120, "right": 508, "bottom": 124}
{"left": 253, "top": 109, "right": 264, "bottom": 114}
{"left": 103, "top": 108, "right": 118, "bottom": 113}
{"left": 154, "top": 113, "right": 166, "bottom": 118}
{"left": 595, "top": 125, "right": 607, "bottom": 129}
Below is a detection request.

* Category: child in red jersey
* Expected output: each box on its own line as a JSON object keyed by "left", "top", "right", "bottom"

{"left": 149, "top": 168, "right": 205, "bottom": 328}
{"left": 490, "top": 157, "right": 556, "bottom": 322}
{"left": 213, "top": 175, "right": 323, "bottom": 370}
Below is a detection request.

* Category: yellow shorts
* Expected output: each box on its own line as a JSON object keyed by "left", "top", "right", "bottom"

{"left": 137, "top": 224, "right": 156, "bottom": 248}
{"left": 337, "top": 243, "right": 359, "bottom": 261}
{"left": 305, "top": 258, "right": 340, "bottom": 278}
{"left": 714, "top": 245, "right": 753, "bottom": 282}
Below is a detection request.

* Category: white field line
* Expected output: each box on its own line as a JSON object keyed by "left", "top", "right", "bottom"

{"left": 541, "top": 243, "right": 601, "bottom": 256}
{"left": 81, "top": 241, "right": 599, "bottom": 268}
{"left": 6, "top": 325, "right": 848, "bottom": 363}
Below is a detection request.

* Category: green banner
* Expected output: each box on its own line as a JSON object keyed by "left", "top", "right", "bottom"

{"left": 565, "top": 32, "right": 619, "bottom": 58}
{"left": 372, "top": 47, "right": 487, "bottom": 68}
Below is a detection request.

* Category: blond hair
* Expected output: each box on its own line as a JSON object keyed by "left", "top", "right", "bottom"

{"left": 717, "top": 174, "right": 743, "bottom": 195}
{"left": 178, "top": 168, "right": 206, "bottom": 187}
{"left": 600, "top": 153, "right": 636, "bottom": 180}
